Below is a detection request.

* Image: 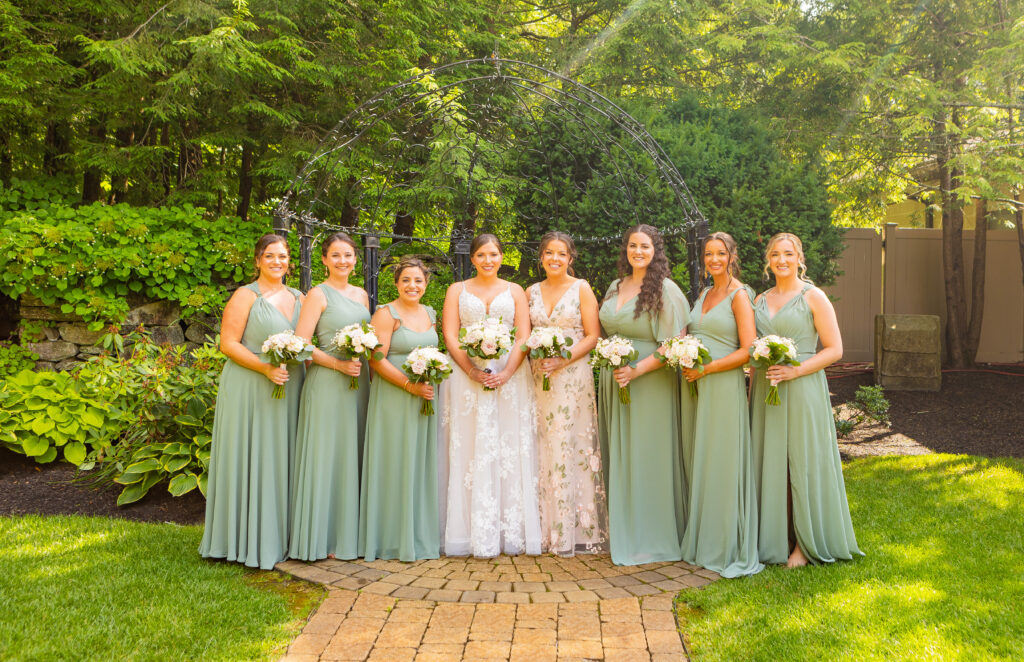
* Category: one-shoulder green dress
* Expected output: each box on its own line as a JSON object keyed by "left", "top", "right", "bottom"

{"left": 289, "top": 283, "right": 370, "bottom": 561}
{"left": 359, "top": 304, "right": 440, "bottom": 562}
{"left": 680, "top": 287, "right": 763, "bottom": 578}
{"left": 598, "top": 278, "right": 689, "bottom": 566}
{"left": 751, "top": 284, "right": 863, "bottom": 565}
{"left": 200, "top": 282, "right": 305, "bottom": 570}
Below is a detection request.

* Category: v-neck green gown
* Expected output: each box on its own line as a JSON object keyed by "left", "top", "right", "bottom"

{"left": 359, "top": 304, "right": 441, "bottom": 562}
{"left": 200, "top": 282, "right": 305, "bottom": 570}
{"left": 288, "top": 283, "right": 371, "bottom": 561}
{"left": 598, "top": 278, "right": 689, "bottom": 565}
{"left": 680, "top": 287, "right": 763, "bottom": 578}
{"left": 751, "top": 284, "right": 863, "bottom": 565}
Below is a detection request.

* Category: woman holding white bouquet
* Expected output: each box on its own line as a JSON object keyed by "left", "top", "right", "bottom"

{"left": 359, "top": 257, "right": 445, "bottom": 561}
{"left": 679, "top": 232, "right": 763, "bottom": 577}
{"left": 598, "top": 224, "right": 689, "bottom": 565}
{"left": 289, "top": 233, "right": 371, "bottom": 561}
{"left": 200, "top": 234, "right": 306, "bottom": 570}
{"left": 440, "top": 233, "right": 542, "bottom": 557}
{"left": 750, "top": 233, "right": 862, "bottom": 568}
{"left": 526, "top": 231, "right": 607, "bottom": 555}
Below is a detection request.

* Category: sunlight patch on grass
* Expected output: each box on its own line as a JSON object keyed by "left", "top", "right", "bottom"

{"left": 676, "top": 454, "right": 1024, "bottom": 662}
{"left": 0, "top": 515, "right": 324, "bottom": 662}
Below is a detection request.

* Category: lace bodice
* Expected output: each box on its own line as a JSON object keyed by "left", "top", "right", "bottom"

{"left": 527, "top": 280, "right": 584, "bottom": 343}
{"left": 459, "top": 283, "right": 516, "bottom": 327}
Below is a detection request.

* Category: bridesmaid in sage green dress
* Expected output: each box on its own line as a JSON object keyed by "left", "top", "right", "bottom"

{"left": 751, "top": 232, "right": 862, "bottom": 568}
{"left": 200, "top": 234, "right": 305, "bottom": 570}
{"left": 680, "top": 232, "right": 763, "bottom": 578}
{"left": 289, "top": 233, "right": 370, "bottom": 561}
{"left": 598, "top": 224, "right": 689, "bottom": 566}
{"left": 360, "top": 257, "right": 440, "bottom": 561}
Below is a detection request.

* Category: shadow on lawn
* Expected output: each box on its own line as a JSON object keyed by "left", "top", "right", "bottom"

{"left": 675, "top": 454, "right": 1024, "bottom": 662}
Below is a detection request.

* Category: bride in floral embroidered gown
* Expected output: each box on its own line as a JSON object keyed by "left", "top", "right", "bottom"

{"left": 440, "top": 233, "right": 542, "bottom": 557}
{"left": 527, "top": 232, "right": 607, "bottom": 555}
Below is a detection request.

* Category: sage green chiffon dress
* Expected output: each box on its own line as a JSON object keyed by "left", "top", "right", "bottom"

{"left": 680, "top": 287, "right": 763, "bottom": 578}
{"left": 200, "top": 283, "right": 305, "bottom": 570}
{"left": 751, "top": 284, "right": 863, "bottom": 565}
{"left": 288, "top": 283, "right": 370, "bottom": 561}
{"left": 598, "top": 278, "right": 689, "bottom": 566}
{"left": 359, "top": 304, "right": 440, "bottom": 562}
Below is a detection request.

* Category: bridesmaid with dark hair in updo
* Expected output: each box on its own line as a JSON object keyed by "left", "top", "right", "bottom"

{"left": 201, "top": 233, "right": 305, "bottom": 570}
{"left": 289, "top": 232, "right": 371, "bottom": 562}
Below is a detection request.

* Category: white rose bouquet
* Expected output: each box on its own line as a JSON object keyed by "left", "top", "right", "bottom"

{"left": 329, "top": 321, "right": 384, "bottom": 390}
{"left": 260, "top": 330, "right": 314, "bottom": 399}
{"left": 658, "top": 334, "right": 712, "bottom": 398}
{"left": 401, "top": 346, "right": 452, "bottom": 416}
{"left": 749, "top": 334, "right": 801, "bottom": 405}
{"left": 459, "top": 317, "right": 516, "bottom": 391}
{"left": 522, "top": 326, "right": 574, "bottom": 391}
{"left": 589, "top": 335, "right": 639, "bottom": 404}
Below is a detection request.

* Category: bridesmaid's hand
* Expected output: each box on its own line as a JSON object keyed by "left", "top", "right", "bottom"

{"left": 409, "top": 383, "right": 434, "bottom": 400}
{"left": 264, "top": 364, "right": 290, "bottom": 385}
{"left": 483, "top": 369, "right": 512, "bottom": 389}
{"left": 612, "top": 365, "right": 634, "bottom": 388}
{"left": 335, "top": 359, "right": 362, "bottom": 377}
{"left": 766, "top": 364, "right": 800, "bottom": 384}
{"left": 682, "top": 366, "right": 705, "bottom": 383}
{"left": 538, "top": 357, "right": 567, "bottom": 375}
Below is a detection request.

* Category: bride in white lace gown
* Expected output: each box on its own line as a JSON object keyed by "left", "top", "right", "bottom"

{"left": 439, "top": 234, "right": 542, "bottom": 557}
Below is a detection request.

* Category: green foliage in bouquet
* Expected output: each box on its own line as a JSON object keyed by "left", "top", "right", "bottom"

{"left": 77, "top": 328, "right": 226, "bottom": 505}
{"left": 0, "top": 369, "right": 114, "bottom": 465}
{"left": 0, "top": 183, "right": 265, "bottom": 329}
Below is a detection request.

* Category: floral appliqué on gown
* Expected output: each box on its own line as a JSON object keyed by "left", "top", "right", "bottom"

{"left": 440, "top": 284, "right": 542, "bottom": 557}
{"left": 528, "top": 280, "right": 608, "bottom": 555}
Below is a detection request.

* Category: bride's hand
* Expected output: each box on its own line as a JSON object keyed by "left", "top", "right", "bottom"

{"left": 483, "top": 369, "right": 511, "bottom": 389}
{"left": 468, "top": 367, "right": 491, "bottom": 386}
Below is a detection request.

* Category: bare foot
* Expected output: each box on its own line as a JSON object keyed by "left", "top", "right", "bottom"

{"left": 786, "top": 545, "right": 809, "bottom": 568}
{"left": 327, "top": 553, "right": 336, "bottom": 560}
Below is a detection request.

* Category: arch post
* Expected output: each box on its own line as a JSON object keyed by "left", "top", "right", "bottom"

{"left": 364, "top": 234, "right": 381, "bottom": 312}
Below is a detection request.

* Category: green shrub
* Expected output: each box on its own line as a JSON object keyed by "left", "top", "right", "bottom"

{"left": 77, "top": 328, "right": 225, "bottom": 504}
{"left": 0, "top": 193, "right": 266, "bottom": 329}
{"left": 834, "top": 384, "right": 891, "bottom": 438}
{"left": 0, "top": 370, "right": 115, "bottom": 464}
{"left": 0, "top": 342, "right": 38, "bottom": 378}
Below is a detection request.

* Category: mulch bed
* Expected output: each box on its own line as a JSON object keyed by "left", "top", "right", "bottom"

{"left": 2, "top": 364, "right": 1021, "bottom": 526}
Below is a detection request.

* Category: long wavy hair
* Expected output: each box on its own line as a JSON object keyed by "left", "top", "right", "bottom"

{"left": 616, "top": 224, "right": 671, "bottom": 318}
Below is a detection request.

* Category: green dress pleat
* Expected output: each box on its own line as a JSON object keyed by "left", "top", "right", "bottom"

{"left": 200, "top": 282, "right": 305, "bottom": 570}
{"left": 598, "top": 278, "right": 689, "bottom": 566}
{"left": 288, "top": 283, "right": 371, "bottom": 561}
{"left": 359, "top": 304, "right": 440, "bottom": 562}
{"left": 751, "top": 284, "right": 863, "bottom": 565}
{"left": 680, "top": 287, "right": 764, "bottom": 578}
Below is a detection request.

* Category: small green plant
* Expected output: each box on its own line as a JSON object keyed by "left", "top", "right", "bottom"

{"left": 0, "top": 342, "right": 38, "bottom": 378}
{"left": 834, "top": 384, "right": 891, "bottom": 438}
{"left": 0, "top": 369, "right": 115, "bottom": 464}
{"left": 78, "top": 327, "right": 225, "bottom": 504}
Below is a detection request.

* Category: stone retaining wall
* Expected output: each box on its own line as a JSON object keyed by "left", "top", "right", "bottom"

{"left": 18, "top": 295, "right": 220, "bottom": 371}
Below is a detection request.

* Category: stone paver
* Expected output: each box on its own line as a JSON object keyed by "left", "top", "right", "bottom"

{"left": 279, "top": 554, "right": 715, "bottom": 661}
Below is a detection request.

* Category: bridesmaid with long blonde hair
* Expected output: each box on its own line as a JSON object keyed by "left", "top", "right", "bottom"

{"left": 751, "top": 232, "right": 862, "bottom": 567}
{"left": 527, "top": 231, "right": 607, "bottom": 555}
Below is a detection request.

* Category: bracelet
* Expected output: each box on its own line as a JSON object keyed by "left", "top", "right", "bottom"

{"left": 403, "top": 380, "right": 412, "bottom": 393}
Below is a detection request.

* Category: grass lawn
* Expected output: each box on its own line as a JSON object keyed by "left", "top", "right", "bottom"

{"left": 676, "top": 454, "right": 1024, "bottom": 661}
{"left": 0, "top": 515, "right": 324, "bottom": 661}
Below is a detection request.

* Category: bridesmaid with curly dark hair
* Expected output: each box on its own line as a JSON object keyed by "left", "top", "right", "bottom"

{"left": 598, "top": 224, "right": 690, "bottom": 565}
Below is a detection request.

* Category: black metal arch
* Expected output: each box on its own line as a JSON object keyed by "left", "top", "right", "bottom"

{"left": 275, "top": 57, "right": 709, "bottom": 307}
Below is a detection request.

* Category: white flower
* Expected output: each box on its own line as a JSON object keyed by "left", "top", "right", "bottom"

{"left": 411, "top": 359, "right": 427, "bottom": 375}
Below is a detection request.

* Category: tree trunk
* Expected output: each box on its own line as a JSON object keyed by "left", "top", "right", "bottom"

{"left": 965, "top": 200, "right": 987, "bottom": 364}
{"left": 82, "top": 121, "right": 106, "bottom": 204}
{"left": 108, "top": 126, "right": 135, "bottom": 204}
{"left": 43, "top": 122, "right": 71, "bottom": 176}
{"left": 936, "top": 113, "right": 969, "bottom": 367}
{"left": 393, "top": 211, "right": 415, "bottom": 236}
{"left": 1015, "top": 191, "right": 1024, "bottom": 287}
{"left": 160, "top": 124, "right": 172, "bottom": 198}
{"left": 0, "top": 133, "right": 12, "bottom": 185}
{"left": 237, "top": 142, "right": 253, "bottom": 221}
{"left": 177, "top": 140, "right": 203, "bottom": 189}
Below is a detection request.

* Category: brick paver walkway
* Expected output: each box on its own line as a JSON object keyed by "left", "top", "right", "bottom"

{"left": 277, "top": 554, "right": 719, "bottom": 661}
